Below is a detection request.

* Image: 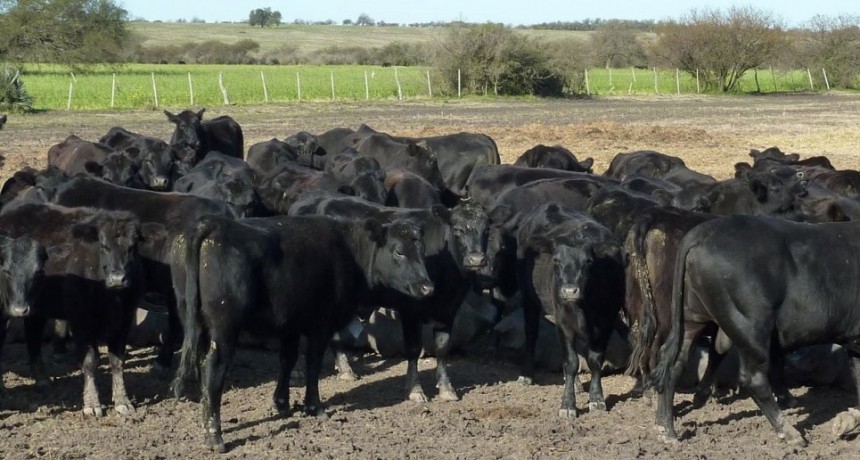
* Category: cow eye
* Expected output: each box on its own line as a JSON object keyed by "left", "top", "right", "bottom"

{"left": 394, "top": 249, "right": 405, "bottom": 258}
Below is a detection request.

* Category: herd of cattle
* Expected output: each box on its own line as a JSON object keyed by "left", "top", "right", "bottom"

{"left": 1, "top": 108, "right": 860, "bottom": 452}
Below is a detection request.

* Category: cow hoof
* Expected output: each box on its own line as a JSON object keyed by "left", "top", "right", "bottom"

{"left": 271, "top": 399, "right": 290, "bottom": 417}
{"left": 558, "top": 408, "right": 578, "bottom": 419}
{"left": 588, "top": 401, "right": 607, "bottom": 413}
{"left": 114, "top": 403, "right": 135, "bottom": 416}
{"left": 654, "top": 425, "right": 679, "bottom": 445}
{"left": 779, "top": 426, "right": 807, "bottom": 447}
{"left": 83, "top": 405, "right": 105, "bottom": 417}
{"left": 409, "top": 391, "right": 429, "bottom": 403}
{"left": 336, "top": 371, "right": 358, "bottom": 382}
{"left": 831, "top": 408, "right": 860, "bottom": 437}
{"left": 516, "top": 376, "right": 533, "bottom": 386}
{"left": 205, "top": 435, "right": 226, "bottom": 453}
{"left": 438, "top": 388, "right": 459, "bottom": 402}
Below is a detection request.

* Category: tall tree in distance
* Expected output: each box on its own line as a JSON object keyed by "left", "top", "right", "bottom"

{"left": 0, "top": 0, "right": 131, "bottom": 65}
{"left": 248, "top": 7, "right": 281, "bottom": 28}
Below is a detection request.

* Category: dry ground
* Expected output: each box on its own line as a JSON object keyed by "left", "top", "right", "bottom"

{"left": 1, "top": 93, "right": 860, "bottom": 458}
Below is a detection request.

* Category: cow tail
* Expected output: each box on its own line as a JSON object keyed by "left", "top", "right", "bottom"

{"left": 172, "top": 218, "right": 215, "bottom": 399}
{"left": 625, "top": 214, "right": 656, "bottom": 379}
{"left": 649, "top": 235, "right": 692, "bottom": 394}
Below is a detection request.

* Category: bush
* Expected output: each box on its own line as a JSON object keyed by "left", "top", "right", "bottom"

{"left": 794, "top": 15, "right": 860, "bottom": 89}
{"left": 0, "top": 64, "right": 34, "bottom": 113}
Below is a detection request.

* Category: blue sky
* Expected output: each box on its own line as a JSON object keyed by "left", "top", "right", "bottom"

{"left": 119, "top": 1, "right": 860, "bottom": 27}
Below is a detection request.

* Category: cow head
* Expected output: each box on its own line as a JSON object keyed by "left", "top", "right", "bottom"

{"left": 477, "top": 204, "right": 516, "bottom": 289}
{"left": 0, "top": 236, "right": 46, "bottom": 317}
{"left": 527, "top": 235, "right": 618, "bottom": 306}
{"left": 84, "top": 154, "right": 144, "bottom": 189}
{"left": 133, "top": 140, "right": 175, "bottom": 191}
{"left": 165, "top": 108, "right": 205, "bottom": 154}
{"left": 285, "top": 131, "right": 323, "bottom": 168}
{"left": 747, "top": 166, "right": 809, "bottom": 214}
{"left": 447, "top": 200, "right": 490, "bottom": 272}
{"left": 74, "top": 213, "right": 141, "bottom": 291}
{"left": 366, "top": 218, "right": 434, "bottom": 299}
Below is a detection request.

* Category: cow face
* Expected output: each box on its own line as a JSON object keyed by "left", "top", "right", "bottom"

{"left": 135, "top": 141, "right": 175, "bottom": 190}
{"left": 448, "top": 200, "right": 490, "bottom": 272}
{"left": 529, "top": 236, "right": 593, "bottom": 305}
{"left": 367, "top": 218, "right": 434, "bottom": 299}
{"left": 747, "top": 166, "right": 809, "bottom": 213}
{"left": 165, "top": 109, "right": 206, "bottom": 154}
{"left": 285, "top": 131, "right": 321, "bottom": 167}
{"left": 349, "top": 172, "right": 387, "bottom": 204}
{"left": 75, "top": 215, "right": 141, "bottom": 291}
{"left": 0, "top": 236, "right": 46, "bottom": 317}
{"left": 85, "top": 154, "right": 143, "bottom": 189}
{"left": 223, "top": 178, "right": 260, "bottom": 218}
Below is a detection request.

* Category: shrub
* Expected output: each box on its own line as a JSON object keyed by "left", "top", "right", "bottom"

{"left": 0, "top": 64, "right": 34, "bottom": 113}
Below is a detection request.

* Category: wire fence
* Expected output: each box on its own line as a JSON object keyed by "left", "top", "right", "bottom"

{"left": 20, "top": 64, "right": 845, "bottom": 111}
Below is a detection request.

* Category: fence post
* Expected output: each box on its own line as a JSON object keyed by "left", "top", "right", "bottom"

{"left": 364, "top": 70, "right": 369, "bottom": 100}
{"left": 584, "top": 69, "right": 590, "bottom": 95}
{"left": 458, "top": 69, "right": 461, "bottom": 98}
{"left": 426, "top": 70, "right": 432, "bottom": 98}
{"left": 653, "top": 67, "right": 659, "bottom": 94}
{"left": 67, "top": 82, "right": 74, "bottom": 110}
{"left": 822, "top": 69, "right": 831, "bottom": 90}
{"left": 330, "top": 71, "right": 335, "bottom": 101}
{"left": 395, "top": 67, "right": 403, "bottom": 101}
{"left": 631, "top": 67, "right": 637, "bottom": 83}
{"left": 151, "top": 72, "right": 159, "bottom": 108}
{"left": 628, "top": 82, "right": 633, "bottom": 94}
{"left": 696, "top": 68, "right": 700, "bottom": 93}
{"left": 675, "top": 69, "right": 680, "bottom": 95}
{"left": 807, "top": 68, "right": 814, "bottom": 91}
{"left": 260, "top": 70, "right": 269, "bottom": 102}
{"left": 111, "top": 73, "right": 116, "bottom": 108}
{"left": 296, "top": 72, "right": 301, "bottom": 101}
{"left": 188, "top": 72, "right": 194, "bottom": 105}
{"left": 219, "top": 72, "right": 230, "bottom": 104}
{"left": 608, "top": 67, "right": 613, "bottom": 87}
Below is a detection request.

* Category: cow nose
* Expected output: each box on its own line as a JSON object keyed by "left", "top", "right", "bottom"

{"left": 559, "top": 285, "right": 581, "bottom": 302}
{"left": 9, "top": 303, "right": 30, "bottom": 317}
{"left": 419, "top": 283, "right": 435, "bottom": 297}
{"left": 151, "top": 176, "right": 169, "bottom": 190}
{"left": 464, "top": 252, "right": 486, "bottom": 269}
{"left": 106, "top": 272, "right": 128, "bottom": 289}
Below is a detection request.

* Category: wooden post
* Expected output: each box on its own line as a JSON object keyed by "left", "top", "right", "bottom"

{"left": 822, "top": 69, "right": 831, "bottom": 90}
{"left": 296, "top": 72, "right": 301, "bottom": 101}
{"left": 653, "top": 67, "right": 659, "bottom": 94}
{"left": 219, "top": 72, "right": 229, "bottom": 104}
{"left": 608, "top": 67, "right": 613, "bottom": 87}
{"left": 364, "top": 70, "right": 369, "bottom": 100}
{"left": 676, "top": 69, "right": 680, "bottom": 94}
{"left": 458, "top": 69, "right": 461, "bottom": 98}
{"left": 67, "top": 81, "right": 74, "bottom": 110}
{"left": 696, "top": 68, "right": 700, "bottom": 93}
{"left": 260, "top": 70, "right": 269, "bottom": 102}
{"left": 395, "top": 67, "right": 403, "bottom": 101}
{"left": 330, "top": 71, "right": 335, "bottom": 101}
{"left": 628, "top": 82, "right": 633, "bottom": 94}
{"left": 584, "top": 69, "right": 590, "bottom": 95}
{"left": 770, "top": 67, "right": 777, "bottom": 92}
{"left": 631, "top": 67, "right": 636, "bottom": 83}
{"left": 188, "top": 72, "right": 194, "bottom": 105}
{"left": 151, "top": 72, "right": 159, "bottom": 108}
{"left": 111, "top": 73, "right": 116, "bottom": 108}
{"left": 754, "top": 68, "right": 761, "bottom": 93}
{"left": 426, "top": 69, "right": 432, "bottom": 98}
{"left": 807, "top": 68, "right": 814, "bottom": 91}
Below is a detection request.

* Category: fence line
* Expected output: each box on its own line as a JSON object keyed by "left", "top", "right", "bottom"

{"left": 31, "top": 65, "right": 840, "bottom": 111}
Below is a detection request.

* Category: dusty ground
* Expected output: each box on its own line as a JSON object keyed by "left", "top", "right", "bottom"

{"left": 2, "top": 93, "right": 860, "bottom": 458}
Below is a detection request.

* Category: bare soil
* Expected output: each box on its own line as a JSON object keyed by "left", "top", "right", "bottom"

{"left": 2, "top": 93, "right": 860, "bottom": 459}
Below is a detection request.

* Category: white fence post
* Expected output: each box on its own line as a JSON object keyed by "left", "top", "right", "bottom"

{"left": 219, "top": 72, "right": 230, "bottom": 104}
{"left": 696, "top": 69, "right": 700, "bottom": 93}
{"left": 807, "top": 68, "right": 814, "bottom": 91}
{"left": 364, "top": 70, "right": 369, "bottom": 100}
{"left": 653, "top": 67, "right": 659, "bottom": 94}
{"left": 426, "top": 69, "right": 432, "bottom": 98}
{"left": 458, "top": 69, "right": 461, "bottom": 98}
{"left": 188, "top": 72, "right": 194, "bottom": 105}
{"left": 395, "top": 67, "right": 403, "bottom": 101}
{"left": 151, "top": 72, "right": 159, "bottom": 108}
{"left": 584, "top": 69, "right": 590, "bottom": 95}
{"left": 608, "top": 67, "right": 612, "bottom": 87}
{"left": 822, "top": 68, "right": 831, "bottom": 90}
{"left": 67, "top": 72, "right": 76, "bottom": 110}
{"left": 111, "top": 73, "right": 116, "bottom": 108}
{"left": 676, "top": 69, "right": 680, "bottom": 95}
{"left": 296, "top": 72, "right": 301, "bottom": 101}
{"left": 330, "top": 71, "right": 335, "bottom": 101}
{"left": 631, "top": 67, "right": 637, "bottom": 83}
{"left": 260, "top": 70, "right": 269, "bottom": 102}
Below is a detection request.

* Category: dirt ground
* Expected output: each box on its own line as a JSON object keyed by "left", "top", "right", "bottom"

{"left": 2, "top": 93, "right": 860, "bottom": 458}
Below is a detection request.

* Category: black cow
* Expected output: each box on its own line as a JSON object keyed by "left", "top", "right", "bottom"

{"left": 172, "top": 152, "right": 261, "bottom": 218}
{"left": 384, "top": 169, "right": 443, "bottom": 208}
{"left": 47, "top": 135, "right": 114, "bottom": 175}
{"left": 604, "top": 150, "right": 687, "bottom": 180}
{"left": 311, "top": 127, "right": 356, "bottom": 169}
{"left": 284, "top": 130, "right": 325, "bottom": 167}
{"left": 514, "top": 145, "right": 594, "bottom": 173}
{"left": 585, "top": 187, "right": 663, "bottom": 242}
{"left": 515, "top": 203, "right": 624, "bottom": 416}
{"left": 0, "top": 235, "right": 46, "bottom": 394}
{"left": 0, "top": 203, "right": 143, "bottom": 416}
{"left": 700, "top": 166, "right": 808, "bottom": 217}
{"left": 45, "top": 175, "right": 232, "bottom": 368}
{"left": 99, "top": 127, "right": 176, "bottom": 190}
{"left": 245, "top": 138, "right": 299, "bottom": 174}
{"left": 289, "top": 192, "right": 490, "bottom": 403}
{"left": 466, "top": 165, "right": 617, "bottom": 209}
{"left": 164, "top": 108, "right": 244, "bottom": 163}
{"left": 654, "top": 216, "right": 860, "bottom": 446}
{"left": 171, "top": 214, "right": 434, "bottom": 452}
{"left": 0, "top": 114, "right": 6, "bottom": 130}
{"left": 351, "top": 130, "right": 449, "bottom": 194}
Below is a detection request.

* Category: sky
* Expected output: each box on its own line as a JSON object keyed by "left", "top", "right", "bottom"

{"left": 119, "top": 1, "right": 860, "bottom": 27}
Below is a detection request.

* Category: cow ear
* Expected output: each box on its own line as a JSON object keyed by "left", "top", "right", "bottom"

{"left": 430, "top": 205, "right": 451, "bottom": 222}
{"left": 71, "top": 224, "right": 99, "bottom": 243}
{"left": 579, "top": 157, "right": 594, "bottom": 172}
{"left": 406, "top": 143, "right": 419, "bottom": 156}
{"left": 196, "top": 108, "right": 205, "bottom": 120}
{"left": 734, "top": 162, "right": 752, "bottom": 178}
{"left": 748, "top": 178, "right": 768, "bottom": 203}
{"left": 336, "top": 185, "right": 356, "bottom": 196}
{"left": 365, "top": 218, "right": 387, "bottom": 245}
{"left": 313, "top": 146, "right": 327, "bottom": 157}
{"left": 164, "top": 110, "right": 178, "bottom": 123}
{"left": 84, "top": 161, "right": 104, "bottom": 177}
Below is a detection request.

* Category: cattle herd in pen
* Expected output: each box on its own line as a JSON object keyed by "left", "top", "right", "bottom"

{"left": 1, "top": 108, "right": 860, "bottom": 452}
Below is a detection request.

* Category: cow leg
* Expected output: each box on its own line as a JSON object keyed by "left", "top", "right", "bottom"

{"left": 272, "top": 332, "right": 300, "bottom": 416}
{"left": 585, "top": 344, "right": 608, "bottom": 413}
{"left": 51, "top": 320, "right": 69, "bottom": 356}
{"left": 433, "top": 328, "right": 459, "bottom": 401}
{"left": 655, "top": 324, "right": 706, "bottom": 443}
{"left": 23, "top": 316, "right": 49, "bottom": 386}
{"left": 558, "top": 328, "right": 579, "bottom": 419}
{"left": 155, "top": 290, "right": 180, "bottom": 373}
{"left": 80, "top": 344, "right": 104, "bottom": 417}
{"left": 400, "top": 309, "right": 428, "bottom": 403}
{"left": 831, "top": 349, "right": 860, "bottom": 437}
{"left": 517, "top": 294, "right": 540, "bottom": 385}
{"left": 107, "top": 339, "right": 134, "bottom": 415}
{"left": 768, "top": 343, "right": 797, "bottom": 409}
{"left": 692, "top": 345, "right": 727, "bottom": 408}
{"left": 0, "top": 318, "right": 7, "bottom": 395}
{"left": 200, "top": 337, "right": 236, "bottom": 453}
{"left": 736, "top": 351, "right": 805, "bottom": 446}
{"left": 303, "top": 332, "right": 328, "bottom": 417}
{"left": 333, "top": 348, "right": 358, "bottom": 381}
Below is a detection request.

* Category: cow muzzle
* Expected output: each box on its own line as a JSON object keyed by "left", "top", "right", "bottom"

{"left": 463, "top": 252, "right": 486, "bottom": 270}
{"left": 151, "top": 176, "right": 169, "bottom": 190}
{"left": 417, "top": 283, "right": 435, "bottom": 298}
{"left": 8, "top": 303, "right": 30, "bottom": 317}
{"left": 559, "top": 285, "right": 582, "bottom": 302}
{"left": 106, "top": 272, "right": 129, "bottom": 290}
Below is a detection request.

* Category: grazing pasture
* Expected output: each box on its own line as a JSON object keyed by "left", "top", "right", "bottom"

{"left": 1, "top": 94, "right": 860, "bottom": 457}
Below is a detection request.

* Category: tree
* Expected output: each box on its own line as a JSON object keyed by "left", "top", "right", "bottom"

{"left": 0, "top": 0, "right": 131, "bottom": 65}
{"left": 342, "top": 18, "right": 353, "bottom": 26}
{"left": 592, "top": 20, "right": 647, "bottom": 68}
{"left": 796, "top": 15, "right": 860, "bottom": 88}
{"left": 356, "top": 13, "right": 375, "bottom": 26}
{"left": 248, "top": 7, "right": 281, "bottom": 28}
{"left": 653, "top": 7, "right": 786, "bottom": 92}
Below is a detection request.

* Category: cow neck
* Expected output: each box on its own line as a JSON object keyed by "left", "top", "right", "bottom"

{"left": 343, "top": 223, "right": 378, "bottom": 289}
